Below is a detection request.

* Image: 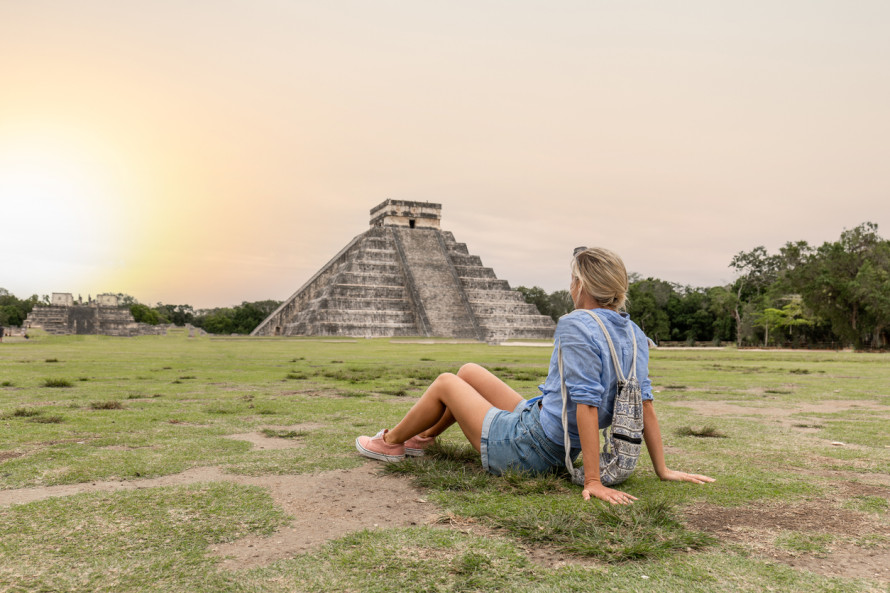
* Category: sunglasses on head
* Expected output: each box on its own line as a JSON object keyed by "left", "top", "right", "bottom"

{"left": 573, "top": 246, "right": 587, "bottom": 257}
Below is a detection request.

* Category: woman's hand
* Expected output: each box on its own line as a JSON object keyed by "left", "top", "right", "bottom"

{"left": 582, "top": 482, "right": 638, "bottom": 505}
{"left": 657, "top": 469, "right": 715, "bottom": 484}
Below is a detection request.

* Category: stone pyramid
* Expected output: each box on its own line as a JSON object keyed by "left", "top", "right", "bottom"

{"left": 251, "top": 200, "right": 555, "bottom": 341}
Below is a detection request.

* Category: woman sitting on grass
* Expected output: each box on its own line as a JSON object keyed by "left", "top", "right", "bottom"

{"left": 356, "top": 247, "right": 714, "bottom": 504}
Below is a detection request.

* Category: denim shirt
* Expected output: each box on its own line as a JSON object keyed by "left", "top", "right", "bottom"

{"left": 532, "top": 308, "right": 654, "bottom": 450}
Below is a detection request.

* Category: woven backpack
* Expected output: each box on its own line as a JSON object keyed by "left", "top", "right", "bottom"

{"left": 558, "top": 310, "right": 644, "bottom": 487}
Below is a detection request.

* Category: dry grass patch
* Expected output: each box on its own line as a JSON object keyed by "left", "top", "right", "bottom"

{"left": 28, "top": 415, "right": 64, "bottom": 424}
{"left": 676, "top": 425, "right": 727, "bottom": 438}
{"left": 89, "top": 401, "right": 125, "bottom": 410}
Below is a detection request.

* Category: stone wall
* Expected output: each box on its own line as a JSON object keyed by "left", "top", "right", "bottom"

{"left": 24, "top": 306, "right": 167, "bottom": 337}
{"left": 369, "top": 199, "right": 441, "bottom": 229}
{"left": 51, "top": 293, "right": 74, "bottom": 307}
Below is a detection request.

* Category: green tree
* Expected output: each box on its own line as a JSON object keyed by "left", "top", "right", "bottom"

{"left": 755, "top": 307, "right": 784, "bottom": 346}
{"left": 729, "top": 246, "right": 781, "bottom": 346}
{"left": 192, "top": 300, "right": 281, "bottom": 334}
{"left": 790, "top": 222, "right": 889, "bottom": 348}
{"left": 0, "top": 291, "right": 38, "bottom": 327}
{"left": 516, "top": 286, "right": 554, "bottom": 320}
{"left": 626, "top": 279, "right": 672, "bottom": 343}
{"left": 547, "top": 290, "right": 574, "bottom": 320}
{"left": 130, "top": 303, "right": 161, "bottom": 325}
{"left": 852, "top": 242, "right": 890, "bottom": 347}
{"left": 706, "top": 286, "right": 737, "bottom": 343}
{"left": 153, "top": 303, "right": 195, "bottom": 326}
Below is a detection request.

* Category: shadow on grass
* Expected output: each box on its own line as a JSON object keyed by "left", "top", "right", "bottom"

{"left": 384, "top": 440, "right": 715, "bottom": 563}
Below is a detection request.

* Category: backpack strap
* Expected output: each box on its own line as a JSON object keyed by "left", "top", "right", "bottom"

{"left": 557, "top": 338, "right": 584, "bottom": 485}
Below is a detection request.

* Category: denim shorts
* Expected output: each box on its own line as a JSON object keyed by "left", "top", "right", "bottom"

{"left": 480, "top": 399, "right": 579, "bottom": 476}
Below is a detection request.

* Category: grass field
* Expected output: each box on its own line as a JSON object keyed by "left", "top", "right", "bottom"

{"left": 1, "top": 330, "right": 888, "bottom": 592}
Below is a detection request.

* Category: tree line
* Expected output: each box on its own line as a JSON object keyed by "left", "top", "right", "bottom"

{"left": 0, "top": 290, "right": 280, "bottom": 336}
{"left": 518, "top": 222, "right": 889, "bottom": 349}
{"left": 129, "top": 300, "right": 282, "bottom": 335}
{"left": 0, "top": 291, "right": 41, "bottom": 328}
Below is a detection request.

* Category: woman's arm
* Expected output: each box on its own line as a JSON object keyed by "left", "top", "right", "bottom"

{"left": 642, "top": 400, "right": 715, "bottom": 484}
{"left": 577, "top": 403, "right": 638, "bottom": 504}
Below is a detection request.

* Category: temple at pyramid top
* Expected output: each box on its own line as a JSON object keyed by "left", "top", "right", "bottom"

{"left": 370, "top": 199, "right": 441, "bottom": 229}
{"left": 251, "top": 200, "right": 555, "bottom": 342}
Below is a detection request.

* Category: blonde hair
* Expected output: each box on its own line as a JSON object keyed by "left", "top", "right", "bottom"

{"left": 571, "top": 247, "right": 629, "bottom": 311}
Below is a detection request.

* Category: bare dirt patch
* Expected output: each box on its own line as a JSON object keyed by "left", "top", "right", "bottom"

{"left": 0, "top": 466, "right": 228, "bottom": 506}
{"left": 260, "top": 423, "right": 325, "bottom": 432}
{"left": 790, "top": 464, "right": 890, "bottom": 489}
{"left": 223, "top": 433, "right": 303, "bottom": 450}
{"left": 783, "top": 547, "right": 890, "bottom": 583}
{"left": 223, "top": 424, "right": 322, "bottom": 451}
{"left": 684, "top": 500, "right": 869, "bottom": 536}
{"left": 211, "top": 464, "right": 439, "bottom": 569}
{"left": 0, "top": 451, "right": 23, "bottom": 462}
{"left": 684, "top": 500, "right": 890, "bottom": 582}
{"left": 841, "top": 481, "right": 890, "bottom": 498}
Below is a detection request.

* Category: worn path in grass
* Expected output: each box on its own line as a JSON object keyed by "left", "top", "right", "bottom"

{"left": 0, "top": 459, "right": 437, "bottom": 568}
{"left": 0, "top": 458, "right": 593, "bottom": 572}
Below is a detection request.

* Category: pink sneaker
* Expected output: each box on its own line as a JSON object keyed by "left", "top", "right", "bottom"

{"left": 355, "top": 429, "right": 405, "bottom": 462}
{"left": 404, "top": 434, "right": 435, "bottom": 457}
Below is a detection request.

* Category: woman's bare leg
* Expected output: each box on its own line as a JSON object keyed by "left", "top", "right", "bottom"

{"left": 458, "top": 363, "right": 525, "bottom": 410}
{"left": 387, "top": 364, "right": 526, "bottom": 448}
{"left": 385, "top": 372, "right": 492, "bottom": 451}
{"left": 417, "top": 363, "right": 525, "bottom": 438}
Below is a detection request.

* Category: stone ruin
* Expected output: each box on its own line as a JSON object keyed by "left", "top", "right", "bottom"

{"left": 23, "top": 293, "right": 167, "bottom": 337}
{"left": 251, "top": 200, "right": 555, "bottom": 342}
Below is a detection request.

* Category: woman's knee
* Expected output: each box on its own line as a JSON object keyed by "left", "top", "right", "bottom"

{"left": 457, "top": 363, "right": 486, "bottom": 380}
{"left": 432, "top": 372, "right": 461, "bottom": 389}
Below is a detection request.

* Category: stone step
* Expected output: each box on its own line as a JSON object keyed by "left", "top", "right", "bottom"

{"left": 464, "top": 290, "right": 526, "bottom": 303}
{"left": 453, "top": 265, "right": 497, "bottom": 279}
{"left": 345, "top": 261, "right": 402, "bottom": 275}
{"left": 350, "top": 256, "right": 400, "bottom": 267}
{"left": 468, "top": 302, "right": 542, "bottom": 316}
{"left": 329, "top": 285, "right": 410, "bottom": 299}
{"left": 475, "top": 314, "right": 556, "bottom": 328}
{"left": 355, "top": 247, "right": 398, "bottom": 258}
{"left": 460, "top": 278, "right": 511, "bottom": 291}
{"left": 483, "top": 329, "right": 555, "bottom": 342}
{"left": 293, "top": 309, "right": 416, "bottom": 324}
{"left": 360, "top": 239, "right": 393, "bottom": 251}
{"left": 448, "top": 253, "right": 483, "bottom": 267}
{"left": 314, "top": 297, "right": 413, "bottom": 312}
{"left": 335, "top": 272, "right": 404, "bottom": 286}
{"left": 286, "top": 321, "right": 419, "bottom": 337}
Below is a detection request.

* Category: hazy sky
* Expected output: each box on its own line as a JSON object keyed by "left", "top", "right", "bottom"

{"left": 2, "top": 1, "right": 888, "bottom": 308}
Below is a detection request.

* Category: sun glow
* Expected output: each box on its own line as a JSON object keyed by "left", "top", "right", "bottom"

{"left": 0, "top": 122, "right": 135, "bottom": 292}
